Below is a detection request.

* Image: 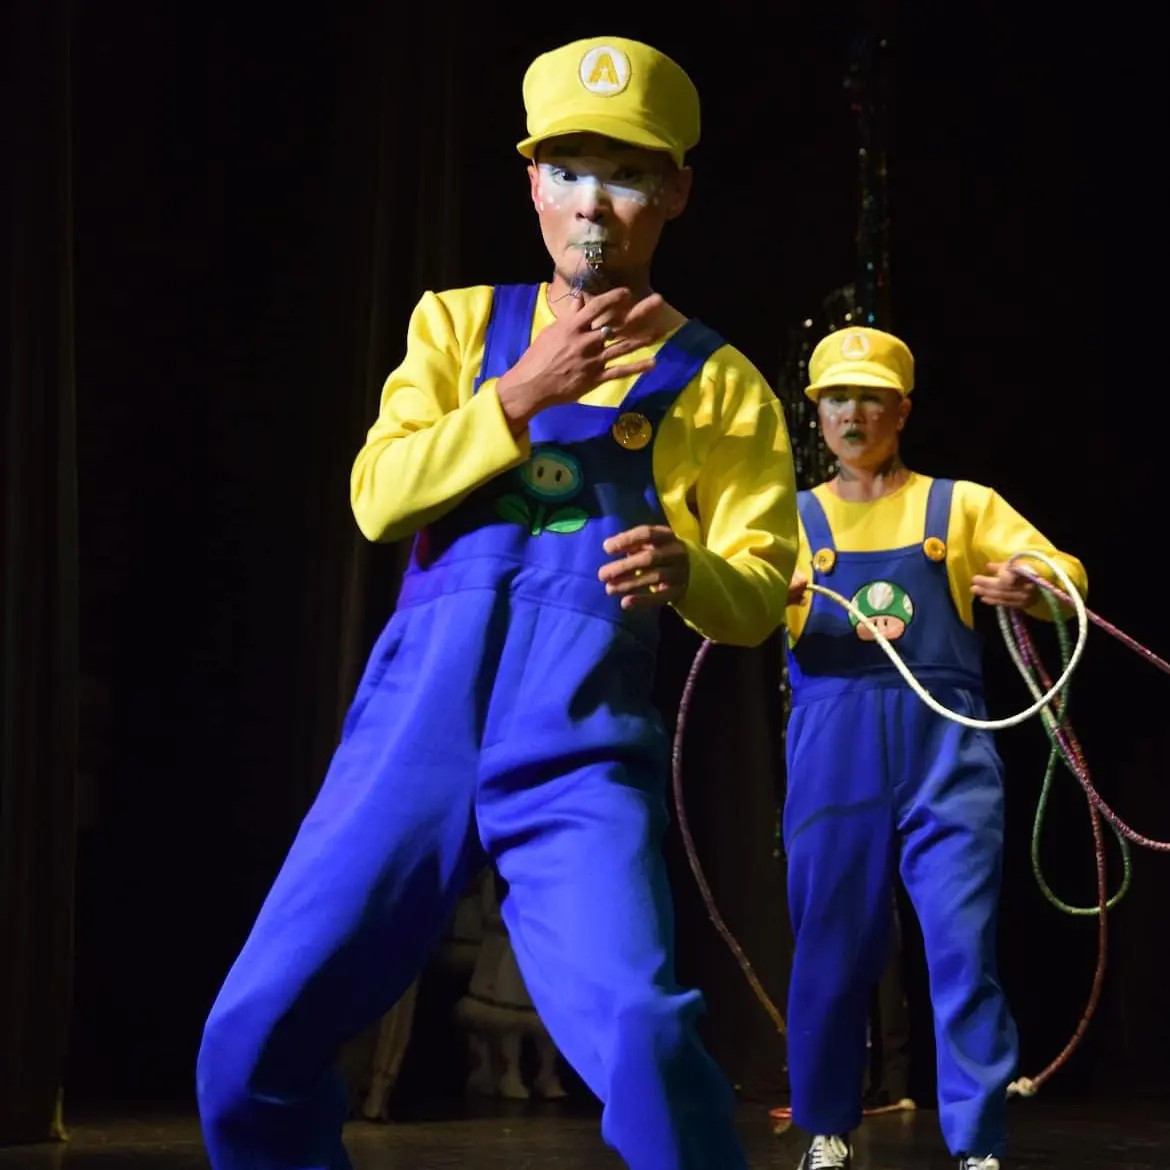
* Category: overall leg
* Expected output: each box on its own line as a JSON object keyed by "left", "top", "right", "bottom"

{"left": 196, "top": 599, "right": 491, "bottom": 1170}
{"left": 872, "top": 894, "right": 912, "bottom": 1105}
{"left": 784, "top": 689, "right": 897, "bottom": 1138}
{"left": 476, "top": 604, "right": 745, "bottom": 1170}
{"left": 483, "top": 762, "right": 741, "bottom": 1169}
{"left": 895, "top": 690, "right": 1019, "bottom": 1160}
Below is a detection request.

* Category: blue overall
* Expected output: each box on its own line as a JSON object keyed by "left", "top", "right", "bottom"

{"left": 196, "top": 284, "right": 747, "bottom": 1170}
{"left": 783, "top": 480, "right": 1019, "bottom": 1159}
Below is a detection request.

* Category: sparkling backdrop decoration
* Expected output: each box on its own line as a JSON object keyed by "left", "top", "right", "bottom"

{"left": 846, "top": 25, "right": 892, "bottom": 331}
{"left": 776, "top": 25, "right": 893, "bottom": 496}
{"left": 774, "top": 21, "right": 893, "bottom": 832}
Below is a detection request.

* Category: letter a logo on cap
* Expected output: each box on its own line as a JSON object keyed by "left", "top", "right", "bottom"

{"left": 579, "top": 46, "right": 631, "bottom": 96}
{"left": 840, "top": 330, "right": 871, "bottom": 359}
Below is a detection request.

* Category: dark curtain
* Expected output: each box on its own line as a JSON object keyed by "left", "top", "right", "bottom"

{"left": 63, "top": 4, "right": 473, "bottom": 1105}
{"left": 289, "top": 9, "right": 467, "bottom": 817}
{"left": 1, "top": 0, "right": 78, "bottom": 1146}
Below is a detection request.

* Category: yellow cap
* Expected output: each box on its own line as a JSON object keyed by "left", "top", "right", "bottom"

{"left": 517, "top": 37, "right": 700, "bottom": 169}
{"left": 805, "top": 327, "right": 915, "bottom": 400}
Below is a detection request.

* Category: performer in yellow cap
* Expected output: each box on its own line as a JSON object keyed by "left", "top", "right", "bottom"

{"left": 781, "top": 326, "right": 1087, "bottom": 1170}
{"left": 196, "top": 35, "right": 798, "bottom": 1170}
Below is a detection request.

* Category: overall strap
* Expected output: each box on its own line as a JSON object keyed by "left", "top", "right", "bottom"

{"left": 798, "top": 489, "right": 836, "bottom": 559}
{"left": 620, "top": 320, "right": 727, "bottom": 423}
{"left": 923, "top": 477, "right": 955, "bottom": 543}
{"left": 473, "top": 283, "right": 541, "bottom": 393}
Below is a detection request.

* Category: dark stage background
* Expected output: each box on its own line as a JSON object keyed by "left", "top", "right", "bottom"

{"left": 5, "top": 0, "right": 1168, "bottom": 1146}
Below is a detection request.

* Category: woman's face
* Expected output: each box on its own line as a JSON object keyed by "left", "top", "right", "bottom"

{"left": 817, "top": 385, "right": 910, "bottom": 470}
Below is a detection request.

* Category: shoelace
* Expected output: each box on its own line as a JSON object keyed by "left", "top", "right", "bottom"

{"left": 807, "top": 1135, "right": 850, "bottom": 1169}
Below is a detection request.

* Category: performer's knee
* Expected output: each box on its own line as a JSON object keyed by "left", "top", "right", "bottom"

{"left": 196, "top": 996, "right": 350, "bottom": 1161}
{"left": 195, "top": 990, "right": 293, "bottom": 1121}
{"left": 606, "top": 989, "right": 706, "bottom": 1082}
{"left": 195, "top": 1003, "right": 250, "bottom": 1133}
{"left": 196, "top": 996, "right": 341, "bottom": 1118}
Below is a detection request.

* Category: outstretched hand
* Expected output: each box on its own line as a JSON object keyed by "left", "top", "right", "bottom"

{"left": 598, "top": 525, "right": 689, "bottom": 609}
{"left": 971, "top": 562, "right": 1039, "bottom": 610}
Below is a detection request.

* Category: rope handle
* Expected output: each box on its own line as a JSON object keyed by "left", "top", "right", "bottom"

{"left": 804, "top": 551, "right": 1088, "bottom": 731}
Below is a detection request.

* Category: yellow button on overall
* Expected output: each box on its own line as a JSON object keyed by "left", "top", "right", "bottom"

{"left": 612, "top": 412, "right": 653, "bottom": 450}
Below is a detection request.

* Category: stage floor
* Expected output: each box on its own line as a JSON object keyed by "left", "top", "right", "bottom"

{"left": 1, "top": 1100, "right": 1165, "bottom": 1167}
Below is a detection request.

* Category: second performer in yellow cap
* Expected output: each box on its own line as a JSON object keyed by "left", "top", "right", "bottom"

{"left": 195, "top": 35, "right": 798, "bottom": 1170}
{"left": 781, "top": 326, "right": 1087, "bottom": 1170}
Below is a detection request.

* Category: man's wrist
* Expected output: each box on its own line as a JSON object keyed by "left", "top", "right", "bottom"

{"left": 496, "top": 372, "right": 540, "bottom": 437}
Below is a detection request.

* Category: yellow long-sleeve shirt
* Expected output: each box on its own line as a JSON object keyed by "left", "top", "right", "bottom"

{"left": 350, "top": 284, "right": 798, "bottom": 648}
{"left": 786, "top": 472, "right": 1088, "bottom": 641}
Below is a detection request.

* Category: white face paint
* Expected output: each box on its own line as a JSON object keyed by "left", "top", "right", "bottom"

{"left": 816, "top": 385, "right": 905, "bottom": 467}
{"left": 536, "top": 161, "right": 662, "bottom": 214}
{"left": 818, "top": 388, "right": 895, "bottom": 431}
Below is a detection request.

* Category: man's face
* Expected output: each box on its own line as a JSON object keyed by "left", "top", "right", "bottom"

{"left": 816, "top": 385, "right": 910, "bottom": 469}
{"left": 528, "top": 133, "right": 692, "bottom": 290}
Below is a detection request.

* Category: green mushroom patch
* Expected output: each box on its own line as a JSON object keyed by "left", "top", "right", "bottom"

{"left": 495, "top": 447, "right": 590, "bottom": 536}
{"left": 849, "top": 579, "right": 915, "bottom": 642}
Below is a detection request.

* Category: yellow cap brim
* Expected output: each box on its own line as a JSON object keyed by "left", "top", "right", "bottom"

{"left": 805, "top": 367, "right": 911, "bottom": 401}
{"left": 517, "top": 111, "right": 686, "bottom": 168}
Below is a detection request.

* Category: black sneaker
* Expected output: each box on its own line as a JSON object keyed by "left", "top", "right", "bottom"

{"left": 798, "top": 1134, "right": 852, "bottom": 1169}
{"left": 959, "top": 1158, "right": 1001, "bottom": 1169}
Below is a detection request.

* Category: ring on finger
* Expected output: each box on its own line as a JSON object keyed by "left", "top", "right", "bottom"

{"left": 597, "top": 324, "right": 614, "bottom": 340}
